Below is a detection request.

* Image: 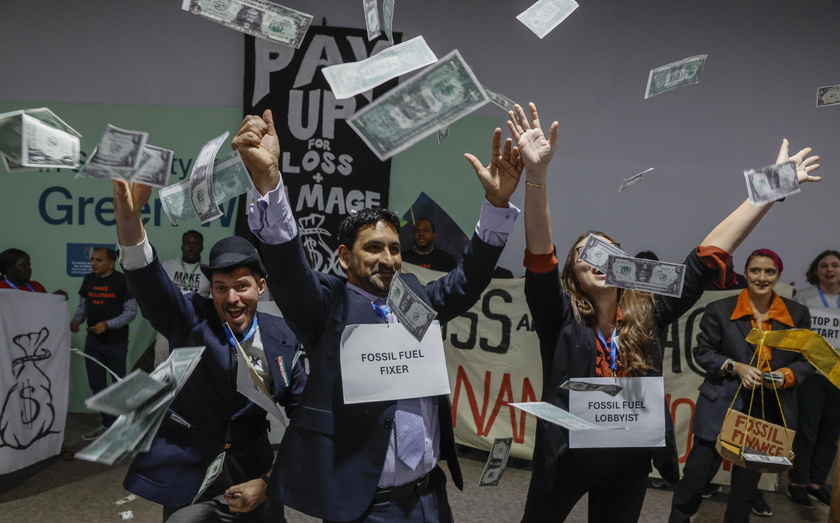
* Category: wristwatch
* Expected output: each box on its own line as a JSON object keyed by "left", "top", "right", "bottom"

{"left": 724, "top": 360, "right": 736, "bottom": 375}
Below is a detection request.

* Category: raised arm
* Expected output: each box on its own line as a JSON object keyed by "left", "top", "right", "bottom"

{"left": 113, "top": 180, "right": 153, "bottom": 247}
{"left": 701, "top": 139, "right": 820, "bottom": 253}
{"left": 231, "top": 109, "right": 280, "bottom": 196}
{"left": 508, "top": 103, "right": 559, "bottom": 255}
{"left": 463, "top": 126, "right": 524, "bottom": 208}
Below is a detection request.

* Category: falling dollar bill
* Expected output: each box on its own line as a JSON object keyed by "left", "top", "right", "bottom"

{"left": 160, "top": 151, "right": 254, "bottom": 225}
{"left": 482, "top": 85, "right": 518, "bottom": 112}
{"left": 816, "top": 85, "right": 840, "bottom": 107}
{"left": 348, "top": 50, "right": 489, "bottom": 160}
{"left": 744, "top": 160, "right": 799, "bottom": 206}
{"left": 189, "top": 132, "right": 229, "bottom": 224}
{"left": 578, "top": 233, "right": 629, "bottom": 273}
{"left": 322, "top": 36, "right": 437, "bottom": 100}
{"left": 193, "top": 452, "right": 225, "bottom": 504}
{"left": 0, "top": 108, "right": 81, "bottom": 170}
{"left": 478, "top": 437, "right": 513, "bottom": 487}
{"left": 605, "top": 255, "right": 686, "bottom": 298}
{"left": 77, "top": 124, "right": 149, "bottom": 182}
{"left": 383, "top": 0, "right": 395, "bottom": 45}
{"left": 19, "top": 114, "right": 80, "bottom": 169}
{"left": 112, "top": 494, "right": 137, "bottom": 506}
{"left": 645, "top": 54, "right": 707, "bottom": 99}
{"left": 85, "top": 369, "right": 171, "bottom": 417}
{"left": 509, "top": 402, "right": 605, "bottom": 430}
{"left": 560, "top": 379, "right": 623, "bottom": 397}
{"left": 517, "top": 0, "right": 579, "bottom": 39}
{"left": 182, "top": 0, "right": 312, "bottom": 48}
{"left": 388, "top": 272, "right": 438, "bottom": 342}
{"left": 618, "top": 167, "right": 655, "bottom": 192}
{"left": 131, "top": 145, "right": 174, "bottom": 188}
{"left": 362, "top": 0, "right": 380, "bottom": 40}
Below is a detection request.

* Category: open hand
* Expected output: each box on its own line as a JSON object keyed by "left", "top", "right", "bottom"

{"left": 464, "top": 128, "right": 523, "bottom": 208}
{"left": 507, "top": 103, "right": 559, "bottom": 174}
{"left": 776, "top": 139, "right": 820, "bottom": 184}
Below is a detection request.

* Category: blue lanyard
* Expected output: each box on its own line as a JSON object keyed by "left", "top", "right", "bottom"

{"left": 817, "top": 287, "right": 840, "bottom": 308}
{"left": 372, "top": 302, "right": 392, "bottom": 323}
{"left": 224, "top": 317, "right": 259, "bottom": 348}
{"left": 596, "top": 327, "right": 619, "bottom": 371}
{"left": 4, "top": 278, "right": 34, "bottom": 292}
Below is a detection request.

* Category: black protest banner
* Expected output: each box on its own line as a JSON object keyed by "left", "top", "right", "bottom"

{"left": 241, "top": 27, "right": 400, "bottom": 275}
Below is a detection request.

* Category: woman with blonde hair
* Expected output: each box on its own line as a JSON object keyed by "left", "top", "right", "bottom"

{"left": 510, "top": 102, "right": 821, "bottom": 522}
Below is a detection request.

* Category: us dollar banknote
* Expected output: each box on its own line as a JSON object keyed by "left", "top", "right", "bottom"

{"left": 182, "top": 0, "right": 312, "bottom": 48}
{"left": 189, "top": 131, "right": 229, "bottom": 223}
{"left": 517, "top": 0, "right": 579, "bottom": 39}
{"left": 387, "top": 272, "right": 438, "bottom": 342}
{"left": 437, "top": 125, "right": 449, "bottom": 144}
{"left": 20, "top": 114, "right": 80, "bottom": 169}
{"left": 645, "top": 54, "right": 707, "bottom": 99}
{"left": 744, "top": 160, "right": 799, "bottom": 206}
{"left": 79, "top": 124, "right": 149, "bottom": 182}
{"left": 348, "top": 50, "right": 489, "bottom": 160}
{"left": 382, "top": 0, "right": 395, "bottom": 45}
{"left": 131, "top": 145, "right": 174, "bottom": 188}
{"left": 0, "top": 108, "right": 81, "bottom": 169}
{"left": 509, "top": 401, "right": 604, "bottom": 431}
{"left": 817, "top": 85, "right": 840, "bottom": 107}
{"left": 578, "top": 233, "right": 629, "bottom": 273}
{"left": 560, "top": 379, "right": 623, "bottom": 397}
{"left": 482, "top": 85, "right": 518, "bottom": 112}
{"left": 362, "top": 0, "right": 380, "bottom": 40}
{"left": 618, "top": 167, "right": 654, "bottom": 192}
{"left": 322, "top": 36, "right": 437, "bottom": 100}
{"left": 160, "top": 151, "right": 254, "bottom": 225}
{"left": 605, "top": 255, "right": 686, "bottom": 298}
{"left": 478, "top": 437, "right": 513, "bottom": 487}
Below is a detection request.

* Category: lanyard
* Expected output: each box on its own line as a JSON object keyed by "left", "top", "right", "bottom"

{"left": 180, "top": 259, "right": 200, "bottom": 276}
{"left": 224, "top": 316, "right": 259, "bottom": 349}
{"left": 817, "top": 287, "right": 840, "bottom": 308}
{"left": 4, "top": 278, "right": 34, "bottom": 292}
{"left": 372, "top": 302, "right": 392, "bottom": 323}
{"left": 596, "top": 327, "right": 619, "bottom": 372}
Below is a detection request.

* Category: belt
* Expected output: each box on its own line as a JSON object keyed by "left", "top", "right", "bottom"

{"left": 372, "top": 473, "right": 431, "bottom": 504}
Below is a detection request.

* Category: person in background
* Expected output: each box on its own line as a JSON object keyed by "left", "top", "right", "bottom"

{"left": 787, "top": 249, "right": 840, "bottom": 508}
{"left": 670, "top": 249, "right": 814, "bottom": 522}
{"left": 401, "top": 218, "right": 457, "bottom": 272}
{"left": 70, "top": 247, "right": 137, "bottom": 439}
{"left": 153, "top": 230, "right": 210, "bottom": 367}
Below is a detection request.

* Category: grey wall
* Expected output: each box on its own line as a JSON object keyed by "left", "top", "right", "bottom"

{"left": 2, "top": 0, "right": 838, "bottom": 282}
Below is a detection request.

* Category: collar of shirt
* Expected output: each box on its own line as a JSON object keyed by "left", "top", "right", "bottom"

{"left": 730, "top": 289, "right": 794, "bottom": 327}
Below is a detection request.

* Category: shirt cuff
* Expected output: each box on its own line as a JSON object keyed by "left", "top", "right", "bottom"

{"left": 696, "top": 245, "right": 733, "bottom": 289}
{"left": 524, "top": 246, "right": 559, "bottom": 274}
{"left": 248, "top": 177, "right": 298, "bottom": 245}
{"left": 119, "top": 233, "right": 154, "bottom": 271}
{"left": 474, "top": 198, "right": 520, "bottom": 247}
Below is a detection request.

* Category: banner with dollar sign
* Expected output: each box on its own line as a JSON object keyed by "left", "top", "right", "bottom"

{"left": 0, "top": 290, "right": 70, "bottom": 474}
{"left": 241, "top": 26, "right": 400, "bottom": 275}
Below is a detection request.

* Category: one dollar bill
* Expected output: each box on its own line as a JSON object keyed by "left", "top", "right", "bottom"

{"left": 644, "top": 54, "right": 707, "bottom": 99}
{"left": 578, "top": 233, "right": 629, "bottom": 273}
{"left": 478, "top": 437, "right": 513, "bottom": 487}
{"left": 817, "top": 85, "right": 840, "bottom": 107}
{"left": 388, "top": 272, "right": 438, "bottom": 342}
{"left": 744, "top": 160, "right": 799, "bottom": 206}
{"left": 604, "top": 255, "right": 686, "bottom": 298}
{"left": 347, "top": 50, "right": 489, "bottom": 160}
{"left": 517, "top": 0, "right": 579, "bottom": 39}
{"left": 182, "top": 0, "right": 312, "bottom": 48}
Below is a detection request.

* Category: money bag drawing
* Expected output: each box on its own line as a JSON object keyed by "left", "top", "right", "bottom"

{"left": 0, "top": 327, "right": 57, "bottom": 449}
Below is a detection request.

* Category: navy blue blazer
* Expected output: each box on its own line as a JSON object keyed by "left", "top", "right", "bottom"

{"left": 524, "top": 249, "right": 717, "bottom": 487}
{"left": 691, "top": 293, "right": 813, "bottom": 442}
{"left": 259, "top": 233, "right": 502, "bottom": 522}
{"left": 121, "top": 255, "right": 305, "bottom": 507}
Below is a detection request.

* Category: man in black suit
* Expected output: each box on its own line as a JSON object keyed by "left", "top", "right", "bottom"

{"left": 111, "top": 179, "right": 306, "bottom": 522}
{"left": 233, "top": 109, "right": 523, "bottom": 522}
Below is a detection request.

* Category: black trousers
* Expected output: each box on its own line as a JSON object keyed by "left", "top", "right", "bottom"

{"left": 521, "top": 449, "right": 651, "bottom": 522}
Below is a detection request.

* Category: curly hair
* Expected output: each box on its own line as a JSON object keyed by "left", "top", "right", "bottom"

{"left": 560, "top": 232, "right": 658, "bottom": 375}
{"left": 805, "top": 249, "right": 840, "bottom": 286}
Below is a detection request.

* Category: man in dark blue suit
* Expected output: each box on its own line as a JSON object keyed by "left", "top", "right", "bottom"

{"left": 111, "top": 179, "right": 306, "bottom": 522}
{"left": 232, "top": 109, "right": 523, "bottom": 522}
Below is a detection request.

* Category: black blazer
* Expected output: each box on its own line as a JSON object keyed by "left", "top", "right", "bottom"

{"left": 691, "top": 293, "right": 813, "bottom": 442}
{"left": 260, "top": 233, "right": 502, "bottom": 522}
{"left": 525, "top": 249, "right": 717, "bottom": 487}
{"left": 122, "top": 255, "right": 305, "bottom": 507}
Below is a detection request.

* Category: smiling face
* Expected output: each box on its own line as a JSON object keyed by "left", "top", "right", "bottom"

{"left": 745, "top": 256, "right": 780, "bottom": 301}
{"left": 211, "top": 266, "right": 265, "bottom": 333}
{"left": 339, "top": 220, "right": 401, "bottom": 298}
{"left": 816, "top": 255, "right": 840, "bottom": 288}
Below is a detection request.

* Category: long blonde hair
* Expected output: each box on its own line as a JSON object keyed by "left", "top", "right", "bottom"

{"left": 560, "top": 232, "right": 657, "bottom": 375}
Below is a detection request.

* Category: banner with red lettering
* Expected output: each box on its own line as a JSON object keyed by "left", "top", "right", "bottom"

{"left": 243, "top": 26, "right": 398, "bottom": 275}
